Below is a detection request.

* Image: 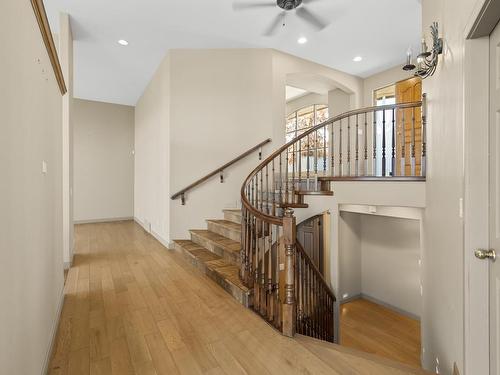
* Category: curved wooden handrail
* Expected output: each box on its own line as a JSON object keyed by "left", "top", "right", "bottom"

{"left": 296, "top": 241, "right": 336, "bottom": 301}
{"left": 171, "top": 138, "right": 271, "bottom": 200}
{"left": 240, "top": 100, "right": 422, "bottom": 222}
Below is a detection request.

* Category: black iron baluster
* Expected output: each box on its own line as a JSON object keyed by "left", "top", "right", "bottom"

{"left": 314, "top": 130, "right": 318, "bottom": 176}
{"left": 339, "top": 119, "right": 343, "bottom": 176}
{"left": 323, "top": 125, "right": 327, "bottom": 174}
{"left": 265, "top": 164, "right": 269, "bottom": 215}
{"left": 331, "top": 122, "right": 335, "bottom": 176}
{"left": 292, "top": 142, "right": 296, "bottom": 194}
{"left": 421, "top": 94, "right": 427, "bottom": 176}
{"left": 355, "top": 114, "right": 359, "bottom": 176}
{"left": 401, "top": 108, "right": 406, "bottom": 176}
{"left": 411, "top": 107, "right": 416, "bottom": 176}
{"left": 307, "top": 134, "right": 311, "bottom": 189}
{"left": 373, "top": 110, "right": 377, "bottom": 176}
{"left": 364, "top": 112, "right": 368, "bottom": 176}
{"left": 382, "top": 109, "right": 386, "bottom": 177}
{"left": 272, "top": 158, "right": 276, "bottom": 216}
{"left": 347, "top": 116, "right": 351, "bottom": 176}
{"left": 391, "top": 108, "right": 396, "bottom": 177}
{"left": 279, "top": 153, "right": 283, "bottom": 207}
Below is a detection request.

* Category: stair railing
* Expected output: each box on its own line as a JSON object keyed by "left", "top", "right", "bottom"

{"left": 171, "top": 138, "right": 271, "bottom": 205}
{"left": 240, "top": 97, "right": 425, "bottom": 342}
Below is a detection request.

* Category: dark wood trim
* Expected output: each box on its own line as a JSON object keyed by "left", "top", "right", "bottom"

{"left": 318, "top": 176, "right": 426, "bottom": 182}
{"left": 171, "top": 138, "right": 271, "bottom": 200}
{"left": 467, "top": 0, "right": 500, "bottom": 39}
{"left": 30, "top": 0, "right": 67, "bottom": 95}
{"left": 296, "top": 241, "right": 335, "bottom": 301}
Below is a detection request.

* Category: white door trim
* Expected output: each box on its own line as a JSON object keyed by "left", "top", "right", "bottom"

{"left": 463, "top": 1, "right": 492, "bottom": 372}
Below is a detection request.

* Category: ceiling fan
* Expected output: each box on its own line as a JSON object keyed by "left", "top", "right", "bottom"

{"left": 232, "top": 0, "right": 328, "bottom": 36}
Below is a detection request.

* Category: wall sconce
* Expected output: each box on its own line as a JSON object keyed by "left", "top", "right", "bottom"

{"left": 403, "top": 22, "right": 443, "bottom": 78}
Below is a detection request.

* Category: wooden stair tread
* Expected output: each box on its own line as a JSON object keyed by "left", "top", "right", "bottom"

{"left": 173, "top": 240, "right": 251, "bottom": 306}
{"left": 222, "top": 209, "right": 242, "bottom": 214}
{"left": 206, "top": 219, "right": 241, "bottom": 232}
{"left": 277, "top": 202, "right": 309, "bottom": 208}
{"left": 205, "top": 260, "right": 249, "bottom": 292}
{"left": 190, "top": 230, "right": 241, "bottom": 255}
{"left": 294, "top": 190, "right": 334, "bottom": 196}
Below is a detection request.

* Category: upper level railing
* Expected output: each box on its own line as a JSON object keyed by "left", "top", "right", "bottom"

{"left": 171, "top": 138, "right": 271, "bottom": 205}
{"left": 240, "top": 97, "right": 425, "bottom": 342}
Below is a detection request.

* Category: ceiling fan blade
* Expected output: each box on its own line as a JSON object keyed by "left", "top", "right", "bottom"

{"left": 295, "top": 7, "right": 328, "bottom": 30}
{"left": 264, "top": 11, "right": 286, "bottom": 36}
{"left": 301, "top": 0, "right": 326, "bottom": 3}
{"left": 232, "top": 1, "right": 276, "bottom": 11}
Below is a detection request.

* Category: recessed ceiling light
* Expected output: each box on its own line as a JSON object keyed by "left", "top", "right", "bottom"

{"left": 118, "top": 39, "right": 129, "bottom": 46}
{"left": 353, "top": 56, "right": 363, "bottom": 62}
{"left": 297, "top": 37, "right": 308, "bottom": 44}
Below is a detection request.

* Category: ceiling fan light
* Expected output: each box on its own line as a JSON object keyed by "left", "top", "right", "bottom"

{"left": 298, "top": 37, "right": 308, "bottom": 44}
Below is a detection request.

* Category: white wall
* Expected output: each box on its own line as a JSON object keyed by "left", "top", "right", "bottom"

{"left": 169, "top": 49, "right": 274, "bottom": 240}
{"left": 135, "top": 48, "right": 363, "bottom": 242}
{"left": 360, "top": 214, "right": 421, "bottom": 317}
{"left": 73, "top": 99, "right": 135, "bottom": 222}
{"left": 134, "top": 55, "right": 171, "bottom": 244}
{"left": 59, "top": 13, "right": 74, "bottom": 267}
{"left": 328, "top": 88, "right": 351, "bottom": 116}
{"left": 286, "top": 92, "right": 327, "bottom": 115}
{"left": 0, "top": 1, "right": 64, "bottom": 373}
{"left": 338, "top": 211, "right": 422, "bottom": 318}
{"left": 339, "top": 212, "right": 362, "bottom": 299}
{"left": 420, "top": 0, "right": 481, "bottom": 372}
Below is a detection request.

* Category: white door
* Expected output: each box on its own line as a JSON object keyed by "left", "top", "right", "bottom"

{"left": 489, "top": 20, "right": 500, "bottom": 375}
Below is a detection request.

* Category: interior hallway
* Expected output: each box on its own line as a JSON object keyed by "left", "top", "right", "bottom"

{"left": 48, "top": 221, "right": 429, "bottom": 374}
{"left": 341, "top": 299, "right": 421, "bottom": 368}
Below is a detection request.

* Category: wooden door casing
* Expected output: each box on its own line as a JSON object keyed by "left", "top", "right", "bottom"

{"left": 297, "top": 215, "right": 324, "bottom": 275}
{"left": 396, "top": 77, "right": 422, "bottom": 176}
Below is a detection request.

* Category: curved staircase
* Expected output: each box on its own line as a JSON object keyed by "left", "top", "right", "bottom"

{"left": 172, "top": 99, "right": 425, "bottom": 346}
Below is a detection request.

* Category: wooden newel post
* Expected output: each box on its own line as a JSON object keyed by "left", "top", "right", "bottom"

{"left": 282, "top": 208, "right": 296, "bottom": 337}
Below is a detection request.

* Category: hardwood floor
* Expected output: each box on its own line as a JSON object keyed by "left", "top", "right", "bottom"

{"left": 48, "top": 221, "right": 429, "bottom": 374}
{"left": 340, "top": 299, "right": 421, "bottom": 369}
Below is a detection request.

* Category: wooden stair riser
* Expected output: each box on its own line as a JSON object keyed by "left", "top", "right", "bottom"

{"left": 223, "top": 209, "right": 242, "bottom": 225}
{"left": 205, "top": 265, "right": 252, "bottom": 307}
{"left": 173, "top": 240, "right": 252, "bottom": 308}
{"left": 190, "top": 231, "right": 240, "bottom": 266}
{"left": 206, "top": 221, "right": 241, "bottom": 242}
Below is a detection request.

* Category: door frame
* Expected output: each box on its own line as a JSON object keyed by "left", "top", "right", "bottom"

{"left": 463, "top": 0, "right": 500, "bottom": 373}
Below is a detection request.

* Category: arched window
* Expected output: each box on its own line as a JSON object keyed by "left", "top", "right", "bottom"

{"left": 286, "top": 104, "right": 329, "bottom": 174}
{"left": 286, "top": 104, "right": 329, "bottom": 143}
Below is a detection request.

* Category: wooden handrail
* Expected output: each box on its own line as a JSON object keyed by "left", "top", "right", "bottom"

{"left": 171, "top": 138, "right": 271, "bottom": 201}
{"left": 240, "top": 100, "right": 423, "bottom": 222}
{"left": 296, "top": 241, "right": 336, "bottom": 301}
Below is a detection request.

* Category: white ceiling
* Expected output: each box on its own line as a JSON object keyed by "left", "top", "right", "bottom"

{"left": 45, "top": 0, "right": 421, "bottom": 106}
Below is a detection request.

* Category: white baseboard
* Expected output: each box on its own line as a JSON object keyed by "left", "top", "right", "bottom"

{"left": 133, "top": 217, "right": 172, "bottom": 250}
{"left": 41, "top": 286, "right": 65, "bottom": 375}
{"left": 340, "top": 293, "right": 420, "bottom": 321}
{"left": 74, "top": 216, "right": 133, "bottom": 224}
